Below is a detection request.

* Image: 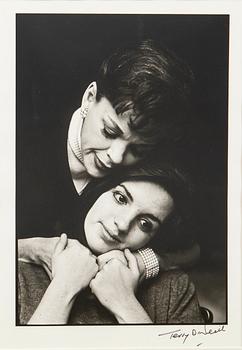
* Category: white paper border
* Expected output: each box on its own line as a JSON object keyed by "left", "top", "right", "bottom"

{"left": 0, "top": 1, "right": 241, "bottom": 349}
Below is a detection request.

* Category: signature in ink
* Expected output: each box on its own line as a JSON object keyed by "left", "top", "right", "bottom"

{"left": 192, "top": 325, "right": 226, "bottom": 337}
{"left": 158, "top": 328, "right": 190, "bottom": 344}
{"left": 158, "top": 325, "right": 226, "bottom": 345}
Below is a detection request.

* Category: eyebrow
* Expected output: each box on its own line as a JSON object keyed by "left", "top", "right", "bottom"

{"left": 106, "top": 117, "right": 123, "bottom": 136}
{"left": 119, "top": 184, "right": 133, "bottom": 202}
{"left": 108, "top": 116, "right": 157, "bottom": 147}
{"left": 107, "top": 117, "right": 153, "bottom": 148}
{"left": 127, "top": 114, "right": 139, "bottom": 129}
{"left": 145, "top": 214, "right": 162, "bottom": 227}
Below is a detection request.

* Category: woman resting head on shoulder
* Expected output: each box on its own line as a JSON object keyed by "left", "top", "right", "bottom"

{"left": 19, "top": 39, "right": 196, "bottom": 292}
{"left": 18, "top": 164, "right": 203, "bottom": 325}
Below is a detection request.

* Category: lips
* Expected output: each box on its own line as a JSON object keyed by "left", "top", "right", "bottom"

{"left": 99, "top": 222, "right": 121, "bottom": 243}
{"left": 94, "top": 154, "right": 112, "bottom": 171}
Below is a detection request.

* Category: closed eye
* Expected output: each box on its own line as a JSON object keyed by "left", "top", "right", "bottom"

{"left": 102, "top": 119, "right": 122, "bottom": 139}
{"left": 102, "top": 127, "right": 118, "bottom": 139}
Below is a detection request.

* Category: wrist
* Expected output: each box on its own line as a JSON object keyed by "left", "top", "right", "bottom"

{"left": 137, "top": 248, "right": 160, "bottom": 280}
{"left": 133, "top": 252, "right": 146, "bottom": 283}
{"left": 28, "top": 276, "right": 76, "bottom": 325}
{"left": 113, "top": 294, "right": 138, "bottom": 321}
{"left": 114, "top": 295, "right": 152, "bottom": 324}
{"left": 51, "top": 276, "right": 79, "bottom": 304}
{"left": 38, "top": 237, "right": 59, "bottom": 264}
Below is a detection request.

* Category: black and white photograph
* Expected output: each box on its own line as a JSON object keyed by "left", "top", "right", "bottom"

{"left": 0, "top": 1, "right": 242, "bottom": 350}
{"left": 16, "top": 12, "right": 228, "bottom": 326}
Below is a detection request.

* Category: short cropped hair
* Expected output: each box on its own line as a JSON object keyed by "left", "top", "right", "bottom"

{"left": 96, "top": 40, "right": 194, "bottom": 147}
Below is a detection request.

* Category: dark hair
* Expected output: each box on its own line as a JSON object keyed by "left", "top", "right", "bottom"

{"left": 96, "top": 40, "right": 194, "bottom": 148}
{"left": 76, "top": 162, "right": 194, "bottom": 254}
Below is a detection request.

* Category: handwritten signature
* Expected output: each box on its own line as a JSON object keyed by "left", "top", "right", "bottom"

{"left": 158, "top": 325, "right": 226, "bottom": 346}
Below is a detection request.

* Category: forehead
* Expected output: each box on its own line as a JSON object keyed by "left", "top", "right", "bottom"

{"left": 121, "top": 180, "right": 174, "bottom": 221}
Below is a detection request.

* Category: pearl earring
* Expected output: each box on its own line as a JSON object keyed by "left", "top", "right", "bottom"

{"left": 80, "top": 106, "right": 88, "bottom": 119}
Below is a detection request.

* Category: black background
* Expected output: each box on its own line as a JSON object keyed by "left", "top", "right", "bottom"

{"left": 16, "top": 14, "right": 229, "bottom": 267}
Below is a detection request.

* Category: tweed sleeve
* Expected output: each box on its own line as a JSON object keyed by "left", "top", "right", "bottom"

{"left": 17, "top": 261, "right": 50, "bottom": 325}
{"left": 167, "top": 271, "right": 204, "bottom": 324}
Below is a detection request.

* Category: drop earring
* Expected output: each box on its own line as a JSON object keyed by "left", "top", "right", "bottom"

{"left": 80, "top": 105, "right": 88, "bottom": 119}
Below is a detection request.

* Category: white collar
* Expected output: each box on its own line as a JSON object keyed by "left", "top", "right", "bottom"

{"left": 67, "top": 108, "right": 91, "bottom": 195}
{"left": 68, "top": 107, "right": 84, "bottom": 163}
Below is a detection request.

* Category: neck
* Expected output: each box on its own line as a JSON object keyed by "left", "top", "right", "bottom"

{"left": 67, "top": 108, "right": 91, "bottom": 194}
{"left": 68, "top": 107, "right": 84, "bottom": 163}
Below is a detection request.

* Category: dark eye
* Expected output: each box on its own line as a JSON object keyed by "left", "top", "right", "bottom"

{"left": 138, "top": 218, "right": 153, "bottom": 233}
{"left": 113, "top": 191, "right": 128, "bottom": 205}
{"left": 102, "top": 127, "right": 117, "bottom": 139}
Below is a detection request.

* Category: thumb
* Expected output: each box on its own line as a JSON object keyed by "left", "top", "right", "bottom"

{"left": 124, "top": 249, "right": 139, "bottom": 275}
{"left": 54, "top": 233, "right": 68, "bottom": 256}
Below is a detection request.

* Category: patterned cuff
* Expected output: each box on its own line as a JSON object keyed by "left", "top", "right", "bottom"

{"left": 137, "top": 247, "right": 160, "bottom": 279}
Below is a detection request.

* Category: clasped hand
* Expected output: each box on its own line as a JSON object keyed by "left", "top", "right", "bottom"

{"left": 90, "top": 248, "right": 140, "bottom": 317}
{"left": 52, "top": 234, "right": 140, "bottom": 309}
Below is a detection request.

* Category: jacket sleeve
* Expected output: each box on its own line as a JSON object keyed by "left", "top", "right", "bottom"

{"left": 166, "top": 271, "right": 204, "bottom": 324}
{"left": 17, "top": 261, "right": 50, "bottom": 325}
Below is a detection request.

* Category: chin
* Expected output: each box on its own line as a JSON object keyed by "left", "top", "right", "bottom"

{"left": 92, "top": 169, "right": 105, "bottom": 178}
{"left": 86, "top": 237, "right": 108, "bottom": 255}
{"left": 90, "top": 244, "right": 109, "bottom": 255}
{"left": 83, "top": 159, "right": 104, "bottom": 179}
{"left": 83, "top": 162, "right": 102, "bottom": 178}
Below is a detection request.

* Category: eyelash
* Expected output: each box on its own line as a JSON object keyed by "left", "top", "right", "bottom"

{"left": 112, "top": 189, "right": 155, "bottom": 233}
{"left": 138, "top": 218, "right": 153, "bottom": 233}
{"left": 102, "top": 127, "right": 117, "bottom": 139}
{"left": 102, "top": 122, "right": 152, "bottom": 158}
{"left": 102, "top": 128, "right": 142, "bottom": 157}
{"left": 113, "top": 190, "right": 128, "bottom": 205}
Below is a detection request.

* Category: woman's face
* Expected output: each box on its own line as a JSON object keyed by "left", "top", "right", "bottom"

{"left": 80, "top": 83, "right": 154, "bottom": 178}
{"left": 84, "top": 180, "right": 174, "bottom": 254}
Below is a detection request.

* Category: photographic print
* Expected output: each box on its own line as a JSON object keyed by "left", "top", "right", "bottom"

{"left": 0, "top": 1, "right": 241, "bottom": 349}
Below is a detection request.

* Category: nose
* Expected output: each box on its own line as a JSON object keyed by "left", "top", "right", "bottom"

{"left": 114, "top": 212, "right": 131, "bottom": 235}
{"left": 107, "top": 140, "right": 127, "bottom": 165}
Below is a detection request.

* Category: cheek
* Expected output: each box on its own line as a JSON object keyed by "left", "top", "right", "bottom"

{"left": 123, "top": 153, "right": 140, "bottom": 166}
{"left": 84, "top": 207, "right": 103, "bottom": 245}
{"left": 128, "top": 229, "right": 150, "bottom": 249}
{"left": 84, "top": 212, "right": 92, "bottom": 238}
{"left": 82, "top": 108, "right": 99, "bottom": 139}
{"left": 84, "top": 201, "right": 100, "bottom": 231}
{"left": 85, "top": 122, "right": 110, "bottom": 150}
{"left": 85, "top": 192, "right": 112, "bottom": 224}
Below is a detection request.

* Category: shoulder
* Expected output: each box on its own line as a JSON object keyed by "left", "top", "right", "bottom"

{"left": 167, "top": 269, "right": 195, "bottom": 296}
{"left": 150, "top": 269, "right": 197, "bottom": 306}
{"left": 149, "top": 269, "right": 194, "bottom": 293}
{"left": 139, "top": 269, "right": 203, "bottom": 324}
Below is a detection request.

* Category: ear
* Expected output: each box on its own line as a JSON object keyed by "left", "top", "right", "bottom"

{"left": 81, "top": 81, "right": 97, "bottom": 105}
